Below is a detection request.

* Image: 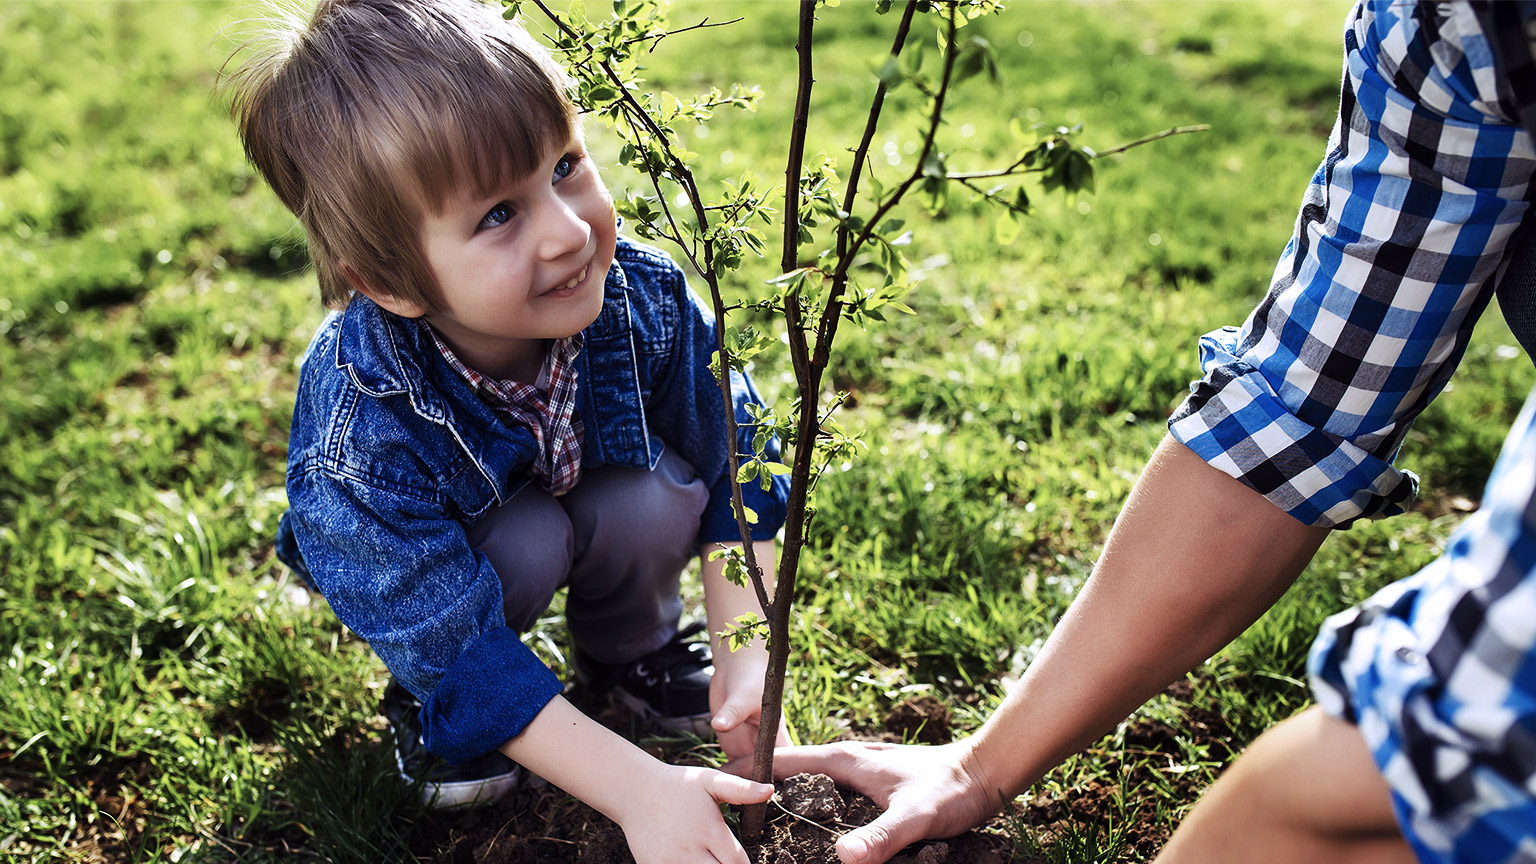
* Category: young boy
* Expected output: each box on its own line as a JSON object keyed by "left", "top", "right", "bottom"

{"left": 222, "top": 0, "right": 790, "bottom": 860}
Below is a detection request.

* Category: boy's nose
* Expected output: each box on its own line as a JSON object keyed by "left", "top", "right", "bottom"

{"left": 537, "top": 197, "right": 592, "bottom": 261}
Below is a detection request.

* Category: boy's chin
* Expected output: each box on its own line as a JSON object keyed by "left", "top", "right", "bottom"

{"left": 572, "top": 292, "right": 606, "bottom": 333}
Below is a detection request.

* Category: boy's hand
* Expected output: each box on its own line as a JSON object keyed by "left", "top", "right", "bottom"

{"left": 710, "top": 647, "right": 791, "bottom": 762}
{"left": 699, "top": 539, "right": 788, "bottom": 763}
{"left": 617, "top": 763, "right": 774, "bottom": 864}
{"left": 502, "top": 696, "right": 773, "bottom": 864}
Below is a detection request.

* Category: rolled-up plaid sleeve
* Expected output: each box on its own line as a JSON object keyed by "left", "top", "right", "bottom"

{"left": 1168, "top": 0, "right": 1534, "bottom": 528}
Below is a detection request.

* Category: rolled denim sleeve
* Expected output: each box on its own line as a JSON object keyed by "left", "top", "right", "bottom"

{"left": 1168, "top": 0, "right": 1533, "bottom": 528}
{"left": 700, "top": 364, "right": 790, "bottom": 544}
{"left": 286, "top": 467, "right": 562, "bottom": 762}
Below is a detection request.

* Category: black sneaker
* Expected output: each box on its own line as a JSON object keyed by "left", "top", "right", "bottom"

{"left": 575, "top": 622, "right": 714, "bottom": 734}
{"left": 381, "top": 679, "right": 523, "bottom": 809}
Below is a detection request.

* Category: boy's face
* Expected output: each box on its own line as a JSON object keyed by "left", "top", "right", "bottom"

{"left": 414, "top": 127, "right": 616, "bottom": 381}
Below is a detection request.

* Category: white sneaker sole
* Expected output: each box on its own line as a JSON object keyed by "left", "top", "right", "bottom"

{"left": 399, "top": 759, "right": 522, "bottom": 810}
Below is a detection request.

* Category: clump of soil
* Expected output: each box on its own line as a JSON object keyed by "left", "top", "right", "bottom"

{"left": 754, "top": 773, "right": 1009, "bottom": 864}
{"left": 755, "top": 775, "right": 1009, "bottom": 864}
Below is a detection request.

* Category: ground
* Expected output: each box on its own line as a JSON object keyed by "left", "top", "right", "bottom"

{"left": 410, "top": 683, "right": 1236, "bottom": 864}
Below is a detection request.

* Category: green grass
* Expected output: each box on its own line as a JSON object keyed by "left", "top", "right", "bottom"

{"left": 3, "top": 0, "right": 1531, "bottom": 861}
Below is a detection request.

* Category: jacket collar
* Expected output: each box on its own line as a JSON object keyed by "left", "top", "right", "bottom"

{"left": 333, "top": 295, "right": 441, "bottom": 411}
{"left": 332, "top": 295, "right": 535, "bottom": 506}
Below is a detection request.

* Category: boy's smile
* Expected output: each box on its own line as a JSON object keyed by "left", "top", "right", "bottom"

{"left": 411, "top": 127, "right": 616, "bottom": 382}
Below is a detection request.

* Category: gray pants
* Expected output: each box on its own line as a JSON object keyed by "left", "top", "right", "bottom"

{"left": 464, "top": 448, "right": 709, "bottom": 665}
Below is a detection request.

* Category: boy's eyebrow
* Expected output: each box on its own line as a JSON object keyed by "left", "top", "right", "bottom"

{"left": 461, "top": 131, "right": 581, "bottom": 207}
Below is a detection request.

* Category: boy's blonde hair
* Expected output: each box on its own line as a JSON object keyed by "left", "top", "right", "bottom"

{"left": 222, "top": 0, "right": 575, "bottom": 311}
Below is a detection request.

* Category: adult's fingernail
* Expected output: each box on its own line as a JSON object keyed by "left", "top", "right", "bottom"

{"left": 841, "top": 834, "right": 869, "bottom": 863}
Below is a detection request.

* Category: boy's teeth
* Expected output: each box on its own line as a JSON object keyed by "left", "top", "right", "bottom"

{"left": 563, "top": 266, "right": 587, "bottom": 290}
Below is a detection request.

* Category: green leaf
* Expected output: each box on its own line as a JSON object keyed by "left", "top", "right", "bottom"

{"left": 736, "top": 461, "right": 760, "bottom": 484}
{"left": 921, "top": 151, "right": 947, "bottom": 179}
{"left": 660, "top": 91, "right": 682, "bottom": 120}
{"left": 994, "top": 210, "right": 1020, "bottom": 246}
{"left": 722, "top": 613, "right": 766, "bottom": 652}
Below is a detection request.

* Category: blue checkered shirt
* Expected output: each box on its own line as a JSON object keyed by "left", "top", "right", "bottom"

{"left": 1170, "top": 2, "right": 1536, "bottom": 861}
{"left": 1309, "top": 389, "right": 1536, "bottom": 863}
{"left": 1167, "top": 0, "right": 1534, "bottom": 530}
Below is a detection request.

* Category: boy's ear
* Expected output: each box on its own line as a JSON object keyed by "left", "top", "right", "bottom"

{"left": 340, "top": 263, "right": 428, "bottom": 319}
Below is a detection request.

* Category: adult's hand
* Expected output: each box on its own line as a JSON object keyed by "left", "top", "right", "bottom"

{"left": 766, "top": 438, "right": 1330, "bottom": 864}
{"left": 770, "top": 740, "right": 1001, "bottom": 864}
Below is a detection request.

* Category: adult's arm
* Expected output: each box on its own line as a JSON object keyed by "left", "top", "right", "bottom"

{"left": 774, "top": 4, "right": 1534, "bottom": 861}
{"left": 771, "top": 436, "right": 1328, "bottom": 864}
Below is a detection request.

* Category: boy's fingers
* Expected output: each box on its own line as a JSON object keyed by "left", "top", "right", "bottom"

{"left": 711, "top": 706, "right": 740, "bottom": 732}
{"left": 711, "top": 690, "right": 761, "bottom": 732}
{"left": 708, "top": 837, "right": 750, "bottom": 864}
{"left": 709, "top": 827, "right": 754, "bottom": 864}
{"left": 703, "top": 771, "right": 775, "bottom": 805}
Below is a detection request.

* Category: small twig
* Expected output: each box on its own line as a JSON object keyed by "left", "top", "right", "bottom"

{"left": 953, "top": 177, "right": 1027, "bottom": 213}
{"left": 836, "top": 0, "right": 920, "bottom": 262}
{"left": 530, "top": 0, "right": 772, "bottom": 603}
{"left": 1093, "top": 123, "right": 1211, "bottom": 158}
{"left": 944, "top": 123, "right": 1212, "bottom": 182}
{"left": 770, "top": 797, "right": 861, "bottom": 835}
{"left": 629, "top": 17, "right": 743, "bottom": 53}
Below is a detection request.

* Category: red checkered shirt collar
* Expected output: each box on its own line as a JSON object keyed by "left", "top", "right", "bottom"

{"left": 426, "top": 326, "right": 585, "bottom": 496}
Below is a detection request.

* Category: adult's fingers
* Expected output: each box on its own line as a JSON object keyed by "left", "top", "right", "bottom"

{"left": 835, "top": 806, "right": 931, "bottom": 864}
{"left": 770, "top": 742, "right": 895, "bottom": 783}
{"left": 718, "top": 754, "right": 754, "bottom": 778}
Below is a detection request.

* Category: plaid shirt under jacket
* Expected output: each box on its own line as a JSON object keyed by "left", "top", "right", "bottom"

{"left": 427, "top": 328, "right": 586, "bottom": 496}
{"left": 1166, "top": 2, "right": 1536, "bottom": 861}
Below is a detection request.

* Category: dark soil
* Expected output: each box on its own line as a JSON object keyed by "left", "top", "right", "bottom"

{"left": 414, "top": 767, "right": 1013, "bottom": 864}
{"left": 411, "top": 682, "right": 1241, "bottom": 864}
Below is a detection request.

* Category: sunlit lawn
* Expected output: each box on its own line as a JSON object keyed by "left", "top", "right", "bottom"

{"left": 2, "top": 1, "right": 1528, "bottom": 860}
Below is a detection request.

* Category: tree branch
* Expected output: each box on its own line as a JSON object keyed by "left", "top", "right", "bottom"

{"left": 629, "top": 16, "right": 744, "bottom": 53}
{"left": 819, "top": 1, "right": 960, "bottom": 368}
{"left": 1093, "top": 123, "right": 1211, "bottom": 158}
{"left": 945, "top": 124, "right": 1212, "bottom": 181}
{"left": 530, "top": 0, "right": 773, "bottom": 611}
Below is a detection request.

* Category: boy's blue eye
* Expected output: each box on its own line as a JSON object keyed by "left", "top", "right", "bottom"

{"left": 478, "top": 203, "right": 512, "bottom": 230}
{"left": 553, "top": 155, "right": 576, "bottom": 182}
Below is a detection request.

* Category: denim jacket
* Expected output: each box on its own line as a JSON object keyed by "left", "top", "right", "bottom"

{"left": 274, "top": 236, "right": 789, "bottom": 762}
